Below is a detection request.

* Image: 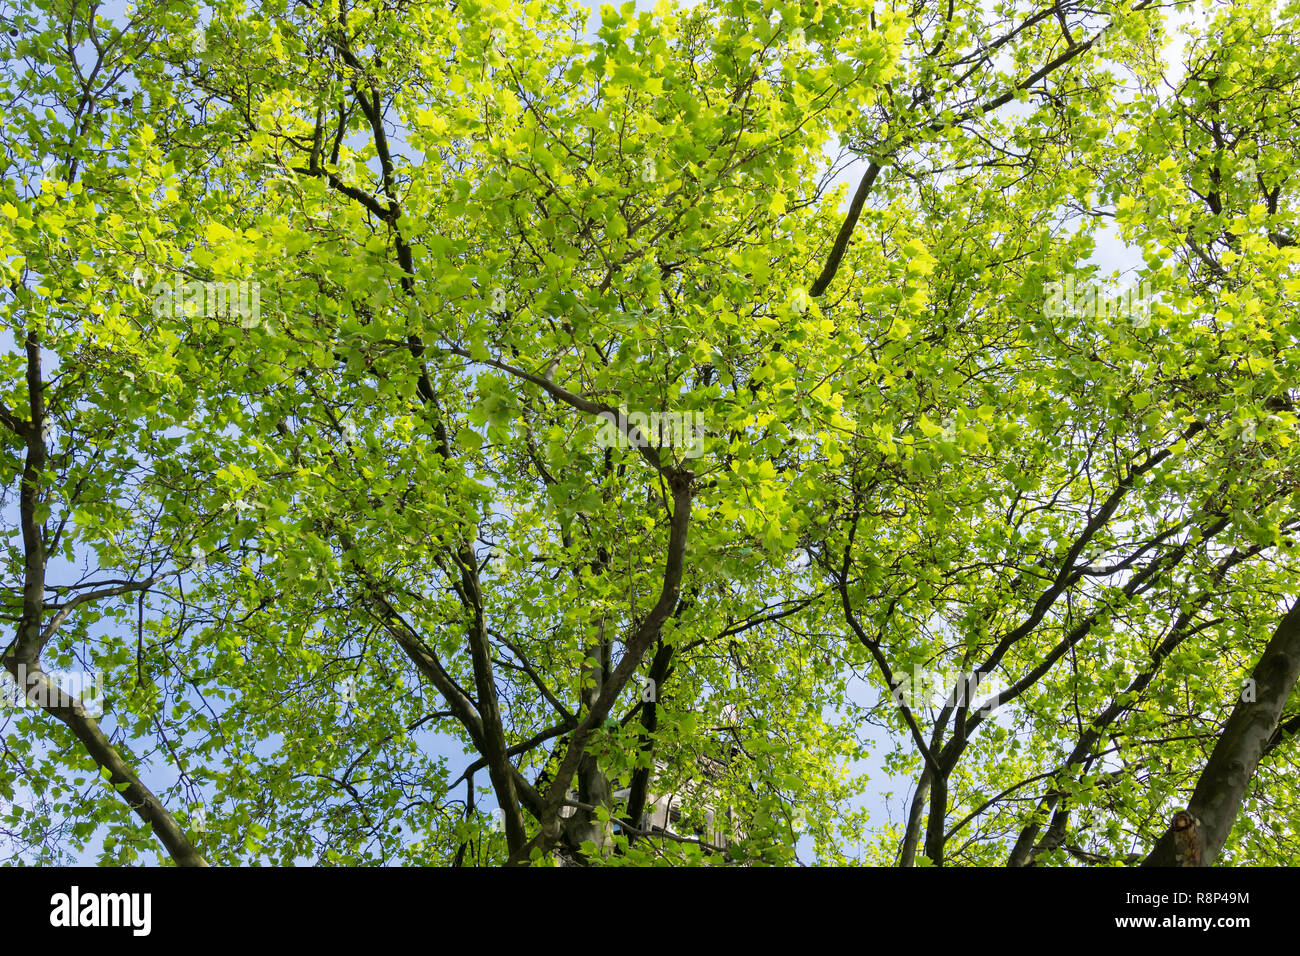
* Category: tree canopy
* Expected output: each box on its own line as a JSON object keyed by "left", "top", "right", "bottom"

{"left": 1, "top": 0, "right": 1298, "bottom": 867}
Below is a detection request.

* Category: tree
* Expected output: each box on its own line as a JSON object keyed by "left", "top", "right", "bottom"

{"left": 0, "top": 0, "right": 1296, "bottom": 867}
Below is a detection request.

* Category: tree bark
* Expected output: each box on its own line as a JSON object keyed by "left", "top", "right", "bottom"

{"left": 3, "top": 332, "right": 205, "bottom": 866}
{"left": 1143, "top": 595, "right": 1300, "bottom": 866}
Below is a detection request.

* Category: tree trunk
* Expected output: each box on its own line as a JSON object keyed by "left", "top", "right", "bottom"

{"left": 1143, "top": 596, "right": 1300, "bottom": 866}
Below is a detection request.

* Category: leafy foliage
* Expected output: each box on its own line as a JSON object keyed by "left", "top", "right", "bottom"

{"left": 1, "top": 0, "right": 1298, "bottom": 866}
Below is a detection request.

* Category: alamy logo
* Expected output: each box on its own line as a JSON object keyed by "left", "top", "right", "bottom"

{"left": 50, "top": 886, "right": 151, "bottom": 936}
{"left": 1044, "top": 276, "right": 1155, "bottom": 326}
{"left": 150, "top": 277, "right": 260, "bottom": 328}
{"left": 1, "top": 663, "right": 103, "bottom": 718}
{"left": 888, "top": 666, "right": 1007, "bottom": 716}
{"left": 596, "top": 410, "right": 706, "bottom": 459}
